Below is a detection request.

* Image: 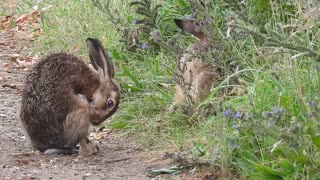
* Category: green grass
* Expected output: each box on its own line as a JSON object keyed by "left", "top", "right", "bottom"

{"left": 16, "top": 0, "right": 320, "bottom": 179}
{"left": 0, "top": 0, "right": 25, "bottom": 16}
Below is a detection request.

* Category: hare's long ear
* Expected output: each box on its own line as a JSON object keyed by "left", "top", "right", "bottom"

{"left": 174, "top": 19, "right": 206, "bottom": 42}
{"left": 86, "top": 38, "right": 115, "bottom": 79}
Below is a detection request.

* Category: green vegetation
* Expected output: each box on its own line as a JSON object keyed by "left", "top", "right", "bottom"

{"left": 24, "top": 0, "right": 320, "bottom": 179}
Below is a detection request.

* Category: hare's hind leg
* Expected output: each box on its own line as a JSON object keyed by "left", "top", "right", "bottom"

{"left": 64, "top": 108, "right": 99, "bottom": 156}
{"left": 44, "top": 148, "right": 74, "bottom": 155}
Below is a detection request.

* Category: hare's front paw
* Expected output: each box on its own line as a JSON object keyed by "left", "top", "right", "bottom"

{"left": 79, "top": 141, "right": 100, "bottom": 156}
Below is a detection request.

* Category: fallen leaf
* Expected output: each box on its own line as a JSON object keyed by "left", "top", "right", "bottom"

{"left": 15, "top": 13, "right": 31, "bottom": 24}
{"left": 16, "top": 59, "right": 33, "bottom": 68}
{"left": 95, "top": 133, "right": 105, "bottom": 140}
{"left": 72, "top": 158, "right": 79, "bottom": 163}
{"left": 2, "top": 21, "right": 10, "bottom": 29}
{"left": 2, "top": 63, "right": 12, "bottom": 69}
{"left": 1, "top": 15, "right": 12, "bottom": 23}
{"left": 31, "top": 9, "right": 39, "bottom": 16}
{"left": 9, "top": 45, "right": 16, "bottom": 49}
{"left": 6, "top": 53, "right": 21, "bottom": 61}
{"left": 103, "top": 128, "right": 112, "bottom": 133}
{"left": 28, "top": 30, "right": 41, "bottom": 40}
{"left": 95, "top": 129, "right": 112, "bottom": 140}
{"left": 70, "top": 44, "right": 81, "bottom": 53}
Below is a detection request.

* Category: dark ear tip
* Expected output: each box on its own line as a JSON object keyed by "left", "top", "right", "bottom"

{"left": 86, "top": 38, "right": 94, "bottom": 47}
{"left": 86, "top": 38, "right": 104, "bottom": 49}
{"left": 86, "top": 38, "right": 100, "bottom": 44}
{"left": 86, "top": 37, "right": 94, "bottom": 42}
{"left": 174, "top": 18, "right": 183, "bottom": 29}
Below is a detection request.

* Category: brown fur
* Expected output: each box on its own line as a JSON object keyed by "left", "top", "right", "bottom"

{"left": 20, "top": 38, "right": 120, "bottom": 156}
{"left": 169, "top": 19, "right": 222, "bottom": 112}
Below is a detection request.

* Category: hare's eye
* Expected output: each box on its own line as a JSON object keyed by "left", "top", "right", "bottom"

{"left": 107, "top": 99, "right": 114, "bottom": 108}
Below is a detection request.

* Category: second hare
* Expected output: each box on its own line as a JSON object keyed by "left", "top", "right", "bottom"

{"left": 169, "top": 19, "right": 223, "bottom": 113}
{"left": 20, "top": 38, "right": 120, "bottom": 156}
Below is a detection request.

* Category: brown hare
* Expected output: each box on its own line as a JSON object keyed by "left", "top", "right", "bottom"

{"left": 20, "top": 38, "right": 120, "bottom": 156}
{"left": 169, "top": 19, "right": 223, "bottom": 114}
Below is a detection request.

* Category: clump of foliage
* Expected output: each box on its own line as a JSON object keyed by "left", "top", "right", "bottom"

{"left": 182, "top": 0, "right": 320, "bottom": 178}
{"left": 92, "top": 0, "right": 164, "bottom": 52}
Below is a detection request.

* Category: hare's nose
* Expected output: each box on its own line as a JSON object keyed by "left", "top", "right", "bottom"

{"left": 92, "top": 121, "right": 101, "bottom": 126}
{"left": 90, "top": 101, "right": 96, "bottom": 106}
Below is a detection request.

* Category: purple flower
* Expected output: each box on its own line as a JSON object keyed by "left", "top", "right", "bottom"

{"left": 262, "top": 111, "right": 272, "bottom": 118}
{"left": 132, "top": 19, "right": 137, "bottom": 25}
{"left": 272, "top": 107, "right": 284, "bottom": 114}
{"left": 195, "top": 25, "right": 200, "bottom": 32}
{"left": 234, "top": 111, "right": 241, "bottom": 119}
{"left": 267, "top": 121, "right": 274, "bottom": 127}
{"left": 271, "top": 106, "right": 280, "bottom": 112}
{"left": 189, "top": 13, "right": 196, "bottom": 19}
{"left": 141, "top": 42, "right": 148, "bottom": 49}
{"left": 308, "top": 111, "right": 315, "bottom": 118}
{"left": 223, "top": 109, "right": 233, "bottom": 117}
{"left": 308, "top": 101, "right": 315, "bottom": 107}
{"left": 232, "top": 124, "right": 237, "bottom": 130}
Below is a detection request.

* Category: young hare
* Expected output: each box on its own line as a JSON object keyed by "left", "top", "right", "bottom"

{"left": 20, "top": 38, "right": 120, "bottom": 156}
{"left": 169, "top": 19, "right": 223, "bottom": 113}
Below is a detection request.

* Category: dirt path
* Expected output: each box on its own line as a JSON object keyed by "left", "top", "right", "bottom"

{"left": 0, "top": 2, "right": 170, "bottom": 180}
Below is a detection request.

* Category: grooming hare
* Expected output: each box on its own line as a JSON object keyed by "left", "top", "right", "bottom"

{"left": 20, "top": 38, "right": 120, "bottom": 156}
{"left": 169, "top": 19, "right": 223, "bottom": 113}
